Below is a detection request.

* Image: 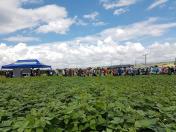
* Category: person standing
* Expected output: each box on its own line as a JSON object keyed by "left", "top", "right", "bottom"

{"left": 168, "top": 67, "right": 172, "bottom": 75}
{"left": 170, "top": 67, "right": 174, "bottom": 75}
{"left": 174, "top": 66, "right": 176, "bottom": 74}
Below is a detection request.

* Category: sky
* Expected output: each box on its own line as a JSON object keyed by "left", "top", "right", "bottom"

{"left": 0, "top": 0, "right": 176, "bottom": 68}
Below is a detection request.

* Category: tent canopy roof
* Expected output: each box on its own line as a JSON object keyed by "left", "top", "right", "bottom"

{"left": 1, "top": 59, "right": 51, "bottom": 69}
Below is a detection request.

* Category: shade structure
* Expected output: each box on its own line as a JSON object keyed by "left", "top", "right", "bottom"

{"left": 1, "top": 59, "right": 51, "bottom": 69}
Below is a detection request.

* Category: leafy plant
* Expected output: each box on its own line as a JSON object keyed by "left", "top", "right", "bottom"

{"left": 0, "top": 76, "right": 176, "bottom": 131}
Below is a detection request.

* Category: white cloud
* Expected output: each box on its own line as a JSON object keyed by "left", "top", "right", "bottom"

{"left": 83, "top": 12, "right": 99, "bottom": 21}
{"left": 1, "top": 18, "right": 176, "bottom": 68}
{"left": 3, "top": 35, "right": 40, "bottom": 43}
{"left": 113, "top": 8, "right": 128, "bottom": 15}
{"left": 100, "top": 0, "right": 137, "bottom": 10}
{"left": 0, "top": 0, "right": 74, "bottom": 34}
{"left": 21, "top": 0, "right": 43, "bottom": 4}
{"left": 100, "top": 0, "right": 136, "bottom": 16}
{"left": 148, "top": 0, "right": 168, "bottom": 10}
{"left": 74, "top": 16, "right": 88, "bottom": 26}
{"left": 99, "top": 18, "right": 176, "bottom": 41}
{"left": 1, "top": 41, "right": 176, "bottom": 69}
{"left": 37, "top": 19, "right": 73, "bottom": 34}
{"left": 92, "top": 21, "right": 106, "bottom": 26}
{"left": 76, "top": 12, "right": 105, "bottom": 27}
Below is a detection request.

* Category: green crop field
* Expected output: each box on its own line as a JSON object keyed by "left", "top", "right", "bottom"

{"left": 0, "top": 76, "right": 176, "bottom": 132}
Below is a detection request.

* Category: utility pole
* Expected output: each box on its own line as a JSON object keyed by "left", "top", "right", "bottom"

{"left": 143, "top": 54, "right": 148, "bottom": 67}
{"left": 174, "top": 57, "right": 176, "bottom": 65}
{"left": 134, "top": 59, "right": 137, "bottom": 67}
{"left": 120, "top": 59, "right": 123, "bottom": 65}
{"left": 110, "top": 59, "right": 112, "bottom": 66}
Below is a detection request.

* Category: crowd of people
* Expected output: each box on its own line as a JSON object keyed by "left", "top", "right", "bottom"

{"left": 57, "top": 65, "right": 176, "bottom": 77}
{"left": 3, "top": 69, "right": 53, "bottom": 78}
{"left": 2, "top": 65, "right": 176, "bottom": 78}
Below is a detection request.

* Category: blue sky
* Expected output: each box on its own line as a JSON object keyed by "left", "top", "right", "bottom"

{"left": 0, "top": 0, "right": 176, "bottom": 44}
{"left": 0, "top": 0, "right": 176, "bottom": 68}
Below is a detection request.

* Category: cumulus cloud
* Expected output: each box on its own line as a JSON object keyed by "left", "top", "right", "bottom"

{"left": 92, "top": 21, "right": 106, "bottom": 26}
{"left": 76, "top": 12, "right": 106, "bottom": 27}
{"left": 99, "top": 18, "right": 176, "bottom": 42}
{"left": 21, "top": 0, "right": 43, "bottom": 4}
{"left": 75, "top": 19, "right": 88, "bottom": 26}
{"left": 148, "top": 0, "right": 168, "bottom": 10}
{"left": 1, "top": 41, "right": 176, "bottom": 69}
{"left": 36, "top": 19, "right": 73, "bottom": 34}
{"left": 0, "top": 0, "right": 74, "bottom": 34}
{"left": 100, "top": 0, "right": 136, "bottom": 16}
{"left": 4, "top": 35, "right": 40, "bottom": 43}
{"left": 83, "top": 12, "right": 99, "bottom": 21}
{"left": 113, "top": 8, "right": 128, "bottom": 15}
{"left": 100, "top": 0, "right": 137, "bottom": 10}
{"left": 1, "top": 18, "right": 176, "bottom": 68}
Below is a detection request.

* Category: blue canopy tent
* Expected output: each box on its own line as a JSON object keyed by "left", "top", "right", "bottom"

{"left": 1, "top": 59, "right": 51, "bottom": 69}
{"left": 1, "top": 59, "right": 51, "bottom": 77}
